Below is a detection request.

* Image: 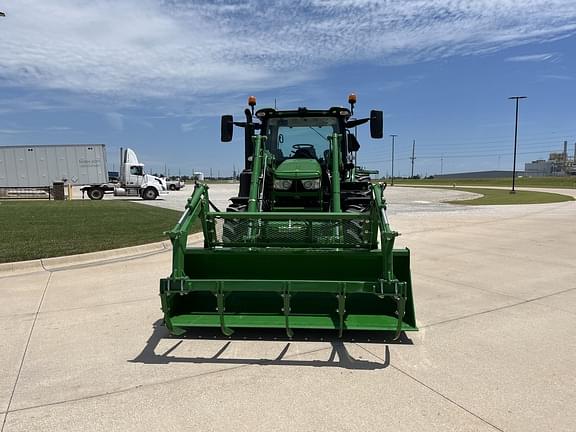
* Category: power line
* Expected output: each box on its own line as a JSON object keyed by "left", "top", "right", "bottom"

{"left": 360, "top": 148, "right": 561, "bottom": 164}
{"left": 361, "top": 138, "right": 572, "bottom": 159}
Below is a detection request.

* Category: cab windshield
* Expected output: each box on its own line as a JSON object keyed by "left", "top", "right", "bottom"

{"left": 266, "top": 116, "right": 340, "bottom": 162}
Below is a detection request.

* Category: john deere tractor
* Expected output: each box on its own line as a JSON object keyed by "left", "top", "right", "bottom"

{"left": 160, "top": 94, "right": 416, "bottom": 339}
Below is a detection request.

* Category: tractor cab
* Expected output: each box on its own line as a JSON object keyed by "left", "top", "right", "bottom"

{"left": 260, "top": 110, "right": 343, "bottom": 211}
{"left": 221, "top": 94, "right": 383, "bottom": 212}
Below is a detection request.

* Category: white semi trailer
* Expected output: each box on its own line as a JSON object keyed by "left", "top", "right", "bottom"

{"left": 0, "top": 144, "right": 108, "bottom": 187}
{"left": 81, "top": 147, "right": 167, "bottom": 200}
{"left": 0, "top": 144, "right": 167, "bottom": 200}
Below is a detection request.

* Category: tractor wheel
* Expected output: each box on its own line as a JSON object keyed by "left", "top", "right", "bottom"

{"left": 87, "top": 187, "right": 104, "bottom": 200}
{"left": 344, "top": 203, "right": 370, "bottom": 244}
{"left": 222, "top": 203, "right": 247, "bottom": 243}
{"left": 142, "top": 187, "right": 158, "bottom": 200}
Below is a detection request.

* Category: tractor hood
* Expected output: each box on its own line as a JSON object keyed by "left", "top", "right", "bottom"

{"left": 274, "top": 159, "right": 321, "bottom": 179}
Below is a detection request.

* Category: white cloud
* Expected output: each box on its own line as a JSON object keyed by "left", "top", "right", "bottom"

{"left": 46, "top": 126, "right": 72, "bottom": 131}
{"left": 0, "top": 0, "right": 575, "bottom": 100}
{"left": 505, "top": 53, "right": 557, "bottom": 62}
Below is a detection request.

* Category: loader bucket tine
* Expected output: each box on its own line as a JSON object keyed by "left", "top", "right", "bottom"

{"left": 282, "top": 293, "right": 294, "bottom": 339}
{"left": 337, "top": 293, "right": 346, "bottom": 338}
{"left": 216, "top": 291, "right": 234, "bottom": 337}
{"left": 393, "top": 294, "right": 406, "bottom": 341}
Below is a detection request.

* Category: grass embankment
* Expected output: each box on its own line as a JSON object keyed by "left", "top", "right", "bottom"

{"left": 0, "top": 200, "right": 199, "bottom": 263}
{"left": 446, "top": 188, "right": 574, "bottom": 205}
{"left": 394, "top": 176, "right": 576, "bottom": 189}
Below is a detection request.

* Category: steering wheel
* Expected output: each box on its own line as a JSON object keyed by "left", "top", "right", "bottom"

{"left": 292, "top": 144, "right": 314, "bottom": 150}
{"left": 290, "top": 144, "right": 316, "bottom": 158}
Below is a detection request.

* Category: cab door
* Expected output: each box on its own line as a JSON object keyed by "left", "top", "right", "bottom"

{"left": 127, "top": 165, "right": 144, "bottom": 186}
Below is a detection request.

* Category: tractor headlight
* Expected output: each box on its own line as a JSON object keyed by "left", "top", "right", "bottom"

{"left": 274, "top": 179, "right": 292, "bottom": 190}
{"left": 302, "top": 179, "right": 321, "bottom": 190}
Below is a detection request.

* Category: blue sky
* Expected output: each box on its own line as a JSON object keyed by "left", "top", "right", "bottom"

{"left": 1, "top": 0, "right": 575, "bottom": 177}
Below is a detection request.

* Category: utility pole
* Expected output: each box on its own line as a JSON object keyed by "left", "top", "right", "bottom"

{"left": 390, "top": 134, "right": 397, "bottom": 186}
{"left": 440, "top": 154, "right": 444, "bottom": 176}
{"left": 508, "top": 96, "right": 527, "bottom": 193}
{"left": 410, "top": 139, "right": 416, "bottom": 178}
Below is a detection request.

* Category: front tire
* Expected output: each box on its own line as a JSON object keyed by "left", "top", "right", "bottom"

{"left": 169, "top": 184, "right": 176, "bottom": 191}
{"left": 142, "top": 187, "right": 158, "bottom": 200}
{"left": 87, "top": 187, "right": 104, "bottom": 200}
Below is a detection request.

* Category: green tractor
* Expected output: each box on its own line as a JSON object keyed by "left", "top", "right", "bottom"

{"left": 160, "top": 94, "right": 416, "bottom": 339}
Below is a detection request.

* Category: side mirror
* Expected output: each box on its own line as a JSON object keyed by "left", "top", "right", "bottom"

{"left": 370, "top": 110, "right": 383, "bottom": 139}
{"left": 221, "top": 115, "right": 234, "bottom": 142}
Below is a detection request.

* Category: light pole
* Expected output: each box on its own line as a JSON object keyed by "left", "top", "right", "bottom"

{"left": 508, "top": 96, "right": 527, "bottom": 193}
{"left": 390, "top": 134, "right": 397, "bottom": 186}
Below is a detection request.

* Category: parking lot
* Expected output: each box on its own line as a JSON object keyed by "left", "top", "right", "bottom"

{"left": 1, "top": 184, "right": 575, "bottom": 431}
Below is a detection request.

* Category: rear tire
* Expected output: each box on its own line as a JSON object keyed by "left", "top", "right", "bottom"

{"left": 87, "top": 187, "right": 104, "bottom": 200}
{"left": 169, "top": 184, "right": 176, "bottom": 191}
{"left": 142, "top": 187, "right": 158, "bottom": 200}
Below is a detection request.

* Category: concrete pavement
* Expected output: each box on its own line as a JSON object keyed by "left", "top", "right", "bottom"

{"left": 1, "top": 186, "right": 575, "bottom": 431}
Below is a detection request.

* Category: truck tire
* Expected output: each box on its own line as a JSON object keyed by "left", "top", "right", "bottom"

{"left": 87, "top": 187, "right": 104, "bottom": 200}
{"left": 142, "top": 187, "right": 158, "bottom": 200}
{"left": 169, "top": 184, "right": 177, "bottom": 191}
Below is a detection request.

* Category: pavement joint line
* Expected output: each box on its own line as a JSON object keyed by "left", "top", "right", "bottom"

{"left": 405, "top": 202, "right": 565, "bottom": 236}
{"left": 416, "top": 272, "right": 530, "bottom": 302}
{"left": 6, "top": 296, "right": 159, "bottom": 319}
{"left": 417, "top": 272, "right": 576, "bottom": 315}
{"left": 355, "top": 344, "right": 505, "bottom": 432}
{"left": 1, "top": 272, "right": 52, "bottom": 432}
{"left": 0, "top": 345, "right": 332, "bottom": 417}
{"left": 422, "top": 286, "right": 576, "bottom": 329}
{"left": 43, "top": 248, "right": 170, "bottom": 273}
{"left": 413, "top": 238, "right": 573, "bottom": 268}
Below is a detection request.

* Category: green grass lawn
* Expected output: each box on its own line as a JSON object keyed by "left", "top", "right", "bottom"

{"left": 0, "top": 200, "right": 198, "bottom": 263}
{"left": 394, "top": 176, "right": 576, "bottom": 188}
{"left": 446, "top": 187, "right": 574, "bottom": 205}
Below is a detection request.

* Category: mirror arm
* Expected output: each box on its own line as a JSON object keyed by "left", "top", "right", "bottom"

{"left": 346, "top": 118, "right": 369, "bottom": 128}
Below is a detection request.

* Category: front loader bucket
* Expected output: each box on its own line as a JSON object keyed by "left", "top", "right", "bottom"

{"left": 160, "top": 184, "right": 416, "bottom": 338}
{"left": 160, "top": 248, "right": 416, "bottom": 337}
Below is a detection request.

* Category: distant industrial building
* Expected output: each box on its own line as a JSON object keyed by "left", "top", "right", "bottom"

{"left": 525, "top": 141, "right": 576, "bottom": 177}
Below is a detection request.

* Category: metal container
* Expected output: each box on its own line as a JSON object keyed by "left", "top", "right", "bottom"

{"left": 0, "top": 144, "right": 108, "bottom": 187}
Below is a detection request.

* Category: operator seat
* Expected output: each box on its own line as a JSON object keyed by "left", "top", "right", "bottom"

{"left": 293, "top": 146, "right": 317, "bottom": 159}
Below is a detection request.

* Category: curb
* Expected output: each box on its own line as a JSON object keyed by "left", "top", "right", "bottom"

{"left": 0, "top": 232, "right": 204, "bottom": 277}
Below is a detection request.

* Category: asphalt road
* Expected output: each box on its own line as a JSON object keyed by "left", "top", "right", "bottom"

{"left": 1, "top": 185, "right": 575, "bottom": 431}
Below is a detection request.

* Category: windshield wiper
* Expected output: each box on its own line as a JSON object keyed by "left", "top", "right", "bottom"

{"left": 308, "top": 127, "right": 329, "bottom": 141}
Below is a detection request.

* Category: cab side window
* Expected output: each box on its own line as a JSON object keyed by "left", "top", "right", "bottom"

{"left": 130, "top": 166, "right": 143, "bottom": 176}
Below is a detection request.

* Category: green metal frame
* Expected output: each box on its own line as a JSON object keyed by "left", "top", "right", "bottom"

{"left": 161, "top": 183, "right": 416, "bottom": 339}
{"left": 160, "top": 133, "right": 416, "bottom": 338}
